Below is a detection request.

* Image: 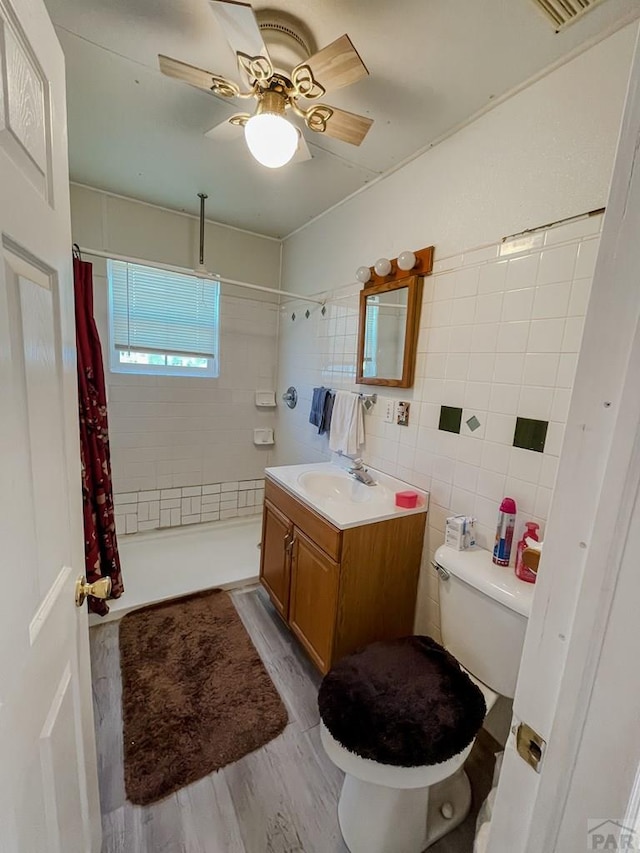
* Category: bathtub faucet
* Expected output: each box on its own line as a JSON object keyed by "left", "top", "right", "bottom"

{"left": 348, "top": 458, "right": 377, "bottom": 486}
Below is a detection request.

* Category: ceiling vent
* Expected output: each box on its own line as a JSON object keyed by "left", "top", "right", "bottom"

{"left": 530, "top": 0, "right": 605, "bottom": 31}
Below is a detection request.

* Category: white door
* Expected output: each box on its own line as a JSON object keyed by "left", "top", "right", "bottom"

{"left": 0, "top": 0, "right": 101, "bottom": 851}
{"left": 488, "top": 26, "right": 640, "bottom": 853}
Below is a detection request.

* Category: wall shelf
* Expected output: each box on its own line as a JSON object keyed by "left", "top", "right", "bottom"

{"left": 254, "top": 428, "right": 275, "bottom": 445}
{"left": 255, "top": 390, "right": 277, "bottom": 408}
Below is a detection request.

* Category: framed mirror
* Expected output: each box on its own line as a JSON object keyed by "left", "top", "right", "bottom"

{"left": 356, "top": 274, "right": 423, "bottom": 387}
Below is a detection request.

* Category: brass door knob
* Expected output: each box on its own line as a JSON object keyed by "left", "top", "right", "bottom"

{"left": 75, "top": 575, "right": 112, "bottom": 607}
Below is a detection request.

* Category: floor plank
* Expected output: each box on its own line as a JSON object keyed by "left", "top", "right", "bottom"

{"left": 101, "top": 804, "right": 145, "bottom": 853}
{"left": 223, "top": 727, "right": 310, "bottom": 853}
{"left": 232, "top": 588, "right": 322, "bottom": 732}
{"left": 90, "top": 622, "right": 126, "bottom": 816}
{"left": 177, "top": 773, "right": 245, "bottom": 853}
{"left": 141, "top": 794, "right": 186, "bottom": 853}
{"left": 92, "top": 586, "right": 497, "bottom": 853}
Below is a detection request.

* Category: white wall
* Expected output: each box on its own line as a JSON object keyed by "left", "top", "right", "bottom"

{"left": 70, "top": 183, "right": 281, "bottom": 289}
{"left": 274, "top": 24, "right": 637, "bottom": 642}
{"left": 276, "top": 217, "right": 603, "bottom": 644}
{"left": 70, "top": 185, "right": 281, "bottom": 532}
{"left": 281, "top": 25, "right": 636, "bottom": 296}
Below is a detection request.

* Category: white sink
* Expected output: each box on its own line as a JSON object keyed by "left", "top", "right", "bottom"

{"left": 265, "top": 462, "right": 428, "bottom": 530}
{"left": 297, "top": 470, "right": 375, "bottom": 504}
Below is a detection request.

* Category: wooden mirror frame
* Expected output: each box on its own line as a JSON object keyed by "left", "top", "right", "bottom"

{"left": 356, "top": 274, "right": 423, "bottom": 388}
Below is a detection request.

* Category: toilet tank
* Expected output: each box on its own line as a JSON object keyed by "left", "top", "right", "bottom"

{"left": 434, "top": 545, "right": 535, "bottom": 698}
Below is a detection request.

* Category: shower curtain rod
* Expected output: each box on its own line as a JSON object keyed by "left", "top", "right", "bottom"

{"left": 75, "top": 246, "right": 326, "bottom": 305}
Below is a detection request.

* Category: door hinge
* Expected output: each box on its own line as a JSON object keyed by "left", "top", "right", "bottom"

{"left": 515, "top": 722, "right": 546, "bottom": 773}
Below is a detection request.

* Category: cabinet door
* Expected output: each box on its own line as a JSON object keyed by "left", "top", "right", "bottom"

{"left": 289, "top": 528, "right": 340, "bottom": 673}
{"left": 260, "top": 500, "right": 293, "bottom": 618}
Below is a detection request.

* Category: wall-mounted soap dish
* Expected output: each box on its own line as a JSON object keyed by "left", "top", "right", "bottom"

{"left": 255, "top": 390, "right": 276, "bottom": 407}
{"left": 253, "top": 428, "right": 275, "bottom": 446}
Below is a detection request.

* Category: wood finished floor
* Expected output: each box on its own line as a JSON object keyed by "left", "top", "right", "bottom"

{"left": 91, "top": 587, "right": 498, "bottom": 853}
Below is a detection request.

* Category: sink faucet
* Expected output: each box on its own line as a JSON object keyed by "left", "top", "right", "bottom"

{"left": 348, "top": 458, "right": 377, "bottom": 486}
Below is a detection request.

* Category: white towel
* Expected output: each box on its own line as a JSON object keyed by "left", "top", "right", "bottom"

{"left": 329, "top": 391, "right": 365, "bottom": 456}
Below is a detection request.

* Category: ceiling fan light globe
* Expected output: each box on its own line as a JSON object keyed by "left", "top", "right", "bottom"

{"left": 244, "top": 113, "right": 298, "bottom": 169}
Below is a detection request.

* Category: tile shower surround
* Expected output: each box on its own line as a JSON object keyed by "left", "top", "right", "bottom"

{"left": 275, "top": 213, "right": 603, "bottom": 640}
{"left": 100, "top": 283, "right": 277, "bottom": 538}
{"left": 102, "top": 289, "right": 279, "bottom": 495}
{"left": 114, "top": 480, "right": 265, "bottom": 535}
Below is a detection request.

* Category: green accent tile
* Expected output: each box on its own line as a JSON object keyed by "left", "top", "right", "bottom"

{"left": 513, "top": 417, "right": 548, "bottom": 453}
{"left": 466, "top": 415, "right": 481, "bottom": 432}
{"left": 439, "top": 405, "right": 462, "bottom": 434}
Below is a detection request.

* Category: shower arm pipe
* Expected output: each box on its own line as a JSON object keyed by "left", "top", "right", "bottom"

{"left": 197, "top": 192, "right": 207, "bottom": 267}
{"left": 75, "top": 246, "right": 325, "bottom": 305}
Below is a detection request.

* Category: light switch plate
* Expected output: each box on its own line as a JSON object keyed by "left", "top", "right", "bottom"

{"left": 384, "top": 399, "right": 395, "bottom": 423}
{"left": 397, "top": 402, "right": 410, "bottom": 427}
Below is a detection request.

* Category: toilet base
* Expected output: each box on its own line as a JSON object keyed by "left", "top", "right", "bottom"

{"left": 337, "top": 767, "right": 472, "bottom": 853}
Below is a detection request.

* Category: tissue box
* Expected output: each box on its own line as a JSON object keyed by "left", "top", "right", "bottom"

{"left": 445, "top": 515, "right": 477, "bottom": 550}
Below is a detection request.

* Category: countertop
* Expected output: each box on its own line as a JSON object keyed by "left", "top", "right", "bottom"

{"left": 264, "top": 462, "right": 429, "bottom": 530}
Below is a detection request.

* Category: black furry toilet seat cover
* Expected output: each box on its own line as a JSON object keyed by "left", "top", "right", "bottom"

{"left": 318, "top": 636, "right": 487, "bottom": 767}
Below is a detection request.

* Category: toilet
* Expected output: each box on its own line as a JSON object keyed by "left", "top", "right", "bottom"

{"left": 319, "top": 544, "right": 535, "bottom": 853}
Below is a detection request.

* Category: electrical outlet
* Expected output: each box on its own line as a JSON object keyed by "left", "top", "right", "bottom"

{"left": 384, "top": 399, "right": 395, "bottom": 423}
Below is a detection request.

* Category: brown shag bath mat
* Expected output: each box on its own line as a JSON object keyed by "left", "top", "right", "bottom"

{"left": 119, "top": 589, "right": 288, "bottom": 805}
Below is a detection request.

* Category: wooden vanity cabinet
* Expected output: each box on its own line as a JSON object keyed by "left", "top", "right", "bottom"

{"left": 260, "top": 500, "right": 292, "bottom": 619}
{"left": 259, "top": 477, "right": 427, "bottom": 674}
{"left": 289, "top": 529, "right": 340, "bottom": 672}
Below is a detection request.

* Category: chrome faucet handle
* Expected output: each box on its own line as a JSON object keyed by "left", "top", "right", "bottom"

{"left": 349, "top": 457, "right": 364, "bottom": 470}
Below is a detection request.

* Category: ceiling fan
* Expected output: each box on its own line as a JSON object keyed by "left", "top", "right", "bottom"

{"left": 158, "top": 0, "right": 374, "bottom": 168}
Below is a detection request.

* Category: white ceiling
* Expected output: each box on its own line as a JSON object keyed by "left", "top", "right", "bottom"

{"left": 45, "top": 0, "right": 639, "bottom": 238}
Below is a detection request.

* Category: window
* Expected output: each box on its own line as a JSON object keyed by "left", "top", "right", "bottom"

{"left": 107, "top": 260, "right": 220, "bottom": 377}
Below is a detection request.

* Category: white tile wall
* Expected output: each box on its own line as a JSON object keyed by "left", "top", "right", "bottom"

{"left": 114, "top": 479, "right": 265, "bottom": 536}
{"left": 274, "top": 213, "right": 603, "bottom": 640}
{"left": 91, "top": 264, "right": 279, "bottom": 494}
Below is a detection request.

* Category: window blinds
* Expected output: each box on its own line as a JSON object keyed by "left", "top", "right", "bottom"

{"left": 108, "top": 260, "right": 220, "bottom": 358}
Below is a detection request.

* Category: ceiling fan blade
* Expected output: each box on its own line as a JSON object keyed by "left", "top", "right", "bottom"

{"left": 292, "top": 133, "right": 313, "bottom": 164}
{"left": 159, "top": 54, "right": 217, "bottom": 91}
{"left": 158, "top": 55, "right": 240, "bottom": 98}
{"left": 299, "top": 34, "right": 369, "bottom": 96}
{"left": 209, "top": 1, "right": 272, "bottom": 80}
{"left": 204, "top": 114, "right": 249, "bottom": 141}
{"left": 307, "top": 105, "right": 373, "bottom": 146}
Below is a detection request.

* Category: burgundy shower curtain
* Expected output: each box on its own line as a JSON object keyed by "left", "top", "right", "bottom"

{"left": 74, "top": 255, "right": 124, "bottom": 615}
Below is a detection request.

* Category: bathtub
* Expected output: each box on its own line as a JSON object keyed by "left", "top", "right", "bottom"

{"left": 89, "top": 516, "right": 261, "bottom": 624}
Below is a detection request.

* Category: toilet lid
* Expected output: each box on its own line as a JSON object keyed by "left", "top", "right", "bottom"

{"left": 318, "top": 636, "right": 487, "bottom": 767}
